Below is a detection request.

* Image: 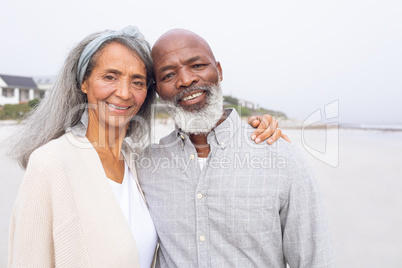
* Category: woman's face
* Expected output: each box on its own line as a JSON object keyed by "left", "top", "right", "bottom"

{"left": 81, "top": 42, "right": 148, "bottom": 131}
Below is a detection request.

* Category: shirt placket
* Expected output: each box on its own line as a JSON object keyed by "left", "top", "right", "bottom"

{"left": 194, "top": 152, "right": 211, "bottom": 268}
{"left": 178, "top": 136, "right": 210, "bottom": 268}
{"left": 178, "top": 132, "right": 209, "bottom": 267}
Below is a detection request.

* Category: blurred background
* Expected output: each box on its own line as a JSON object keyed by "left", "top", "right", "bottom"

{"left": 1, "top": 0, "right": 401, "bottom": 267}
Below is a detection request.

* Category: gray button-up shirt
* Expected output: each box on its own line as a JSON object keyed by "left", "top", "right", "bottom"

{"left": 135, "top": 109, "right": 335, "bottom": 267}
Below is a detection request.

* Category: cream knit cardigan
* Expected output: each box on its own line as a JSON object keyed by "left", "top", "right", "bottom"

{"left": 9, "top": 131, "right": 146, "bottom": 267}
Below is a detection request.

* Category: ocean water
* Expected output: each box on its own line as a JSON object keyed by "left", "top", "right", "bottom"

{"left": 342, "top": 123, "right": 402, "bottom": 131}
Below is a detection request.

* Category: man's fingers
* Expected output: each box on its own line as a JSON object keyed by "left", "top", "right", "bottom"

{"left": 254, "top": 121, "right": 278, "bottom": 144}
{"left": 247, "top": 116, "right": 260, "bottom": 128}
{"left": 265, "top": 128, "right": 282, "bottom": 145}
{"left": 251, "top": 115, "right": 271, "bottom": 141}
{"left": 281, "top": 133, "right": 291, "bottom": 143}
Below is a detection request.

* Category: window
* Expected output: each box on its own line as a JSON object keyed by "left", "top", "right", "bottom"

{"left": 2, "top": 88, "right": 14, "bottom": 97}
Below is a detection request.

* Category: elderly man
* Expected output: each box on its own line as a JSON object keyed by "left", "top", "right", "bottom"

{"left": 136, "top": 29, "right": 335, "bottom": 267}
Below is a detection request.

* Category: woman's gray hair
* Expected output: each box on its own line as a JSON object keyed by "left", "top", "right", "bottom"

{"left": 7, "top": 28, "right": 156, "bottom": 169}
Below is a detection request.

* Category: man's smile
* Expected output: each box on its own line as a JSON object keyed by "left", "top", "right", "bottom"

{"left": 181, "top": 91, "right": 204, "bottom": 101}
{"left": 178, "top": 90, "right": 207, "bottom": 106}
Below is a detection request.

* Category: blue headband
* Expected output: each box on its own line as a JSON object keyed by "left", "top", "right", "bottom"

{"left": 77, "top": 25, "right": 145, "bottom": 85}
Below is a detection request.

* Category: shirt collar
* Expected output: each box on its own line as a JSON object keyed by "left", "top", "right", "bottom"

{"left": 175, "top": 108, "right": 241, "bottom": 149}
{"left": 67, "top": 106, "right": 88, "bottom": 137}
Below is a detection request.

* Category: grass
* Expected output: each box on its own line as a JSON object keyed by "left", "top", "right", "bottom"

{"left": 0, "top": 99, "right": 39, "bottom": 120}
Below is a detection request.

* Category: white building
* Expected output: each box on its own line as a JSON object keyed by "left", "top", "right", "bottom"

{"left": 0, "top": 74, "right": 46, "bottom": 105}
{"left": 237, "top": 98, "right": 260, "bottom": 110}
{"left": 34, "top": 76, "right": 56, "bottom": 91}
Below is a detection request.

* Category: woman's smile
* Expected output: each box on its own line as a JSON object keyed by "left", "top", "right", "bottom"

{"left": 106, "top": 102, "right": 133, "bottom": 114}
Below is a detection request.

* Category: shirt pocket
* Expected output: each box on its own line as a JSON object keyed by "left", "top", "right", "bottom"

{"left": 225, "top": 194, "right": 276, "bottom": 248}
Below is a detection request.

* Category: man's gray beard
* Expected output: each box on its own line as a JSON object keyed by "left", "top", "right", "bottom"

{"left": 163, "top": 83, "right": 224, "bottom": 135}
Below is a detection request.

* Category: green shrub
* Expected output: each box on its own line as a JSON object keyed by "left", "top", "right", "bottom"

{"left": 223, "top": 95, "right": 239, "bottom": 105}
{"left": 224, "top": 104, "right": 251, "bottom": 117}
{"left": 0, "top": 109, "right": 5, "bottom": 120}
{"left": 28, "top": 98, "right": 40, "bottom": 108}
{"left": 0, "top": 103, "right": 31, "bottom": 120}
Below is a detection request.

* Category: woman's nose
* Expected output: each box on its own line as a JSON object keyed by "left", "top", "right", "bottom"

{"left": 115, "top": 81, "right": 131, "bottom": 100}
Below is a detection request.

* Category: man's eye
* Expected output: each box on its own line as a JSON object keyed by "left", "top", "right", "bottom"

{"left": 193, "top": 64, "right": 205, "bottom": 68}
{"left": 162, "top": 73, "right": 174, "bottom": 81}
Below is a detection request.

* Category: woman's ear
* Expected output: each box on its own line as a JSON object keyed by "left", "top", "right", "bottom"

{"left": 81, "top": 80, "right": 88, "bottom": 94}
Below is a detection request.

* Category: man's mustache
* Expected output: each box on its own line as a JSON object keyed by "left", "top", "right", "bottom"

{"left": 172, "top": 85, "right": 212, "bottom": 104}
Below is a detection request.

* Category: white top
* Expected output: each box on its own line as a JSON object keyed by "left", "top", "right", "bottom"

{"left": 108, "top": 161, "right": 158, "bottom": 268}
{"left": 198, "top": 157, "right": 208, "bottom": 170}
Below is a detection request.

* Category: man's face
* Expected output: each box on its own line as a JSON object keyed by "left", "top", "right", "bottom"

{"left": 152, "top": 34, "right": 222, "bottom": 112}
{"left": 151, "top": 31, "right": 225, "bottom": 134}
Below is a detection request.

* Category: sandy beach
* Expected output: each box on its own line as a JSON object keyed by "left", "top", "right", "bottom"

{"left": 1, "top": 122, "right": 402, "bottom": 267}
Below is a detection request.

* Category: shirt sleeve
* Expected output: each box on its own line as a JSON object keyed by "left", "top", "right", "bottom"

{"left": 8, "top": 148, "right": 58, "bottom": 267}
{"left": 280, "top": 146, "right": 336, "bottom": 267}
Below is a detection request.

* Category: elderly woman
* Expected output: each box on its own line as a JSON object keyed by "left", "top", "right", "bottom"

{"left": 8, "top": 26, "right": 284, "bottom": 267}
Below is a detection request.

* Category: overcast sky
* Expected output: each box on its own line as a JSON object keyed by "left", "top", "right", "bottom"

{"left": 1, "top": 0, "right": 401, "bottom": 125}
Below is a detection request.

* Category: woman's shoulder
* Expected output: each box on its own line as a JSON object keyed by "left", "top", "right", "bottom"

{"left": 27, "top": 133, "right": 70, "bottom": 172}
{"left": 29, "top": 132, "right": 93, "bottom": 168}
{"left": 30, "top": 133, "right": 66, "bottom": 158}
{"left": 35, "top": 131, "right": 90, "bottom": 154}
{"left": 26, "top": 132, "right": 99, "bottom": 185}
{"left": 22, "top": 135, "right": 71, "bottom": 193}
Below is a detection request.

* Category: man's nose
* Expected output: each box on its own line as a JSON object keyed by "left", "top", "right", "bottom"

{"left": 176, "top": 69, "right": 198, "bottom": 89}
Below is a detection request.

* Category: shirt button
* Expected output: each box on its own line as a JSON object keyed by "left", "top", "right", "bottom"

{"left": 190, "top": 154, "right": 195, "bottom": 160}
{"left": 199, "top": 235, "right": 205, "bottom": 241}
{"left": 197, "top": 193, "right": 203, "bottom": 199}
{"left": 220, "top": 142, "right": 225, "bottom": 146}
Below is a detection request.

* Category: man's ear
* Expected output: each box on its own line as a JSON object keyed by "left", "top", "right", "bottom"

{"left": 216, "top": 61, "right": 223, "bottom": 81}
{"left": 81, "top": 80, "right": 88, "bottom": 94}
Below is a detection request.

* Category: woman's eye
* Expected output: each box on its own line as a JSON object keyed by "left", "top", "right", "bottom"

{"left": 133, "top": 81, "right": 144, "bottom": 87}
{"left": 105, "top": 75, "right": 116, "bottom": 80}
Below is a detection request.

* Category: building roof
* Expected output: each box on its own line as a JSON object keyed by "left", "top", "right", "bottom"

{"left": 34, "top": 76, "right": 56, "bottom": 85}
{"left": 0, "top": 74, "right": 38, "bottom": 89}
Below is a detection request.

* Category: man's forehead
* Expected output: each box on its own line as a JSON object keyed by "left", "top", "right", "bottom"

{"left": 158, "top": 47, "right": 208, "bottom": 64}
{"left": 152, "top": 29, "right": 215, "bottom": 64}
